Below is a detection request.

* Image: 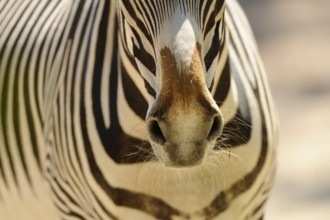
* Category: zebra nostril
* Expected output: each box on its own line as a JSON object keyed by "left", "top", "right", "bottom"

{"left": 147, "top": 119, "right": 166, "bottom": 145}
{"left": 207, "top": 115, "right": 223, "bottom": 141}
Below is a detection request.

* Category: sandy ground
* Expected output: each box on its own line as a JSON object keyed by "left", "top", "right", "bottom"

{"left": 238, "top": 0, "right": 330, "bottom": 219}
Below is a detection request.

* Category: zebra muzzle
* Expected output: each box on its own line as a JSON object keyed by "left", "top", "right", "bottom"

{"left": 146, "top": 101, "right": 223, "bottom": 168}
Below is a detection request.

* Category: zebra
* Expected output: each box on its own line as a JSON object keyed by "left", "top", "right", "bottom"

{"left": 0, "top": 0, "right": 278, "bottom": 219}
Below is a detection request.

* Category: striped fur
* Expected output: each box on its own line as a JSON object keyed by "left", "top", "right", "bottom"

{"left": 0, "top": 0, "right": 277, "bottom": 219}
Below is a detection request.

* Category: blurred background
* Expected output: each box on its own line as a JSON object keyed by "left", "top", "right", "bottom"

{"left": 238, "top": 0, "right": 330, "bottom": 219}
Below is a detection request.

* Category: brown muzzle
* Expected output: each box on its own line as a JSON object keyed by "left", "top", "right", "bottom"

{"left": 146, "top": 45, "right": 223, "bottom": 167}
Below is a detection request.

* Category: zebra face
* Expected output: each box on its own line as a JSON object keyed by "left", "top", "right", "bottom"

{"left": 118, "top": 0, "right": 225, "bottom": 167}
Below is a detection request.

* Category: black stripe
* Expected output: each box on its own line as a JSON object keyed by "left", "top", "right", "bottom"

{"left": 209, "top": 77, "right": 215, "bottom": 92}
{"left": 159, "top": 0, "right": 166, "bottom": 23}
{"left": 169, "top": 0, "right": 176, "bottom": 14}
{"left": 150, "top": 0, "right": 162, "bottom": 33}
{"left": 119, "top": 10, "right": 127, "bottom": 48}
{"left": 43, "top": 3, "right": 70, "bottom": 91}
{"left": 202, "top": 0, "right": 213, "bottom": 30}
{"left": 52, "top": 175, "right": 80, "bottom": 209}
{"left": 121, "top": 63, "right": 148, "bottom": 120}
{"left": 49, "top": 183, "right": 71, "bottom": 215}
{"left": 34, "top": 37, "right": 45, "bottom": 125}
{"left": 163, "top": 0, "right": 171, "bottom": 21}
{"left": 213, "top": 58, "right": 231, "bottom": 106}
{"left": 214, "top": 0, "right": 225, "bottom": 15}
{"left": 138, "top": 1, "right": 156, "bottom": 37}
{"left": 47, "top": 157, "right": 77, "bottom": 217}
{"left": 204, "top": 15, "right": 215, "bottom": 41}
{"left": 203, "top": 0, "right": 224, "bottom": 38}
{"left": 197, "top": 1, "right": 204, "bottom": 26}
{"left": 94, "top": 195, "right": 119, "bottom": 220}
{"left": 0, "top": 1, "right": 34, "bottom": 188}
{"left": 241, "top": 180, "right": 268, "bottom": 219}
{"left": 50, "top": 183, "right": 86, "bottom": 220}
{"left": 204, "top": 19, "right": 221, "bottom": 71}
{"left": 0, "top": 1, "right": 10, "bottom": 15}
{"left": 250, "top": 199, "right": 267, "bottom": 218}
{"left": 0, "top": 1, "right": 18, "bottom": 37}
{"left": 121, "top": 0, "right": 153, "bottom": 45}
{"left": 0, "top": 1, "right": 11, "bottom": 28}
{"left": 89, "top": 5, "right": 155, "bottom": 164}
{"left": 144, "top": 78, "right": 156, "bottom": 99}
{"left": 13, "top": 3, "right": 46, "bottom": 188}
{"left": 181, "top": 0, "right": 188, "bottom": 15}
{"left": 92, "top": 1, "right": 121, "bottom": 159}
{"left": 131, "top": 27, "right": 156, "bottom": 75}
{"left": 68, "top": 0, "right": 85, "bottom": 39}
{"left": 204, "top": 0, "right": 224, "bottom": 35}
{"left": 53, "top": 104, "right": 69, "bottom": 182}
{"left": 40, "top": 4, "right": 59, "bottom": 95}
{"left": 92, "top": 14, "right": 151, "bottom": 163}
{"left": 0, "top": 3, "right": 31, "bottom": 59}
{"left": 122, "top": 43, "right": 156, "bottom": 98}
{"left": 23, "top": 2, "right": 54, "bottom": 173}
{"left": 34, "top": 0, "right": 66, "bottom": 128}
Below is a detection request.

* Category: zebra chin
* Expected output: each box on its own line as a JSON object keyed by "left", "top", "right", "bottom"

{"left": 149, "top": 140, "right": 217, "bottom": 168}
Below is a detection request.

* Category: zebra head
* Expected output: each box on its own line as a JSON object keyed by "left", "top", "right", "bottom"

{"left": 118, "top": 0, "right": 226, "bottom": 167}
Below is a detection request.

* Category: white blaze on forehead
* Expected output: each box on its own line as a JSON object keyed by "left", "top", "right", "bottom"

{"left": 171, "top": 19, "right": 197, "bottom": 68}
{"left": 158, "top": 10, "right": 202, "bottom": 69}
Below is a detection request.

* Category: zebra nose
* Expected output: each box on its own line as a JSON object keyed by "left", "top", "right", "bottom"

{"left": 147, "top": 119, "right": 167, "bottom": 145}
{"left": 146, "top": 103, "right": 224, "bottom": 167}
{"left": 146, "top": 110, "right": 223, "bottom": 146}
